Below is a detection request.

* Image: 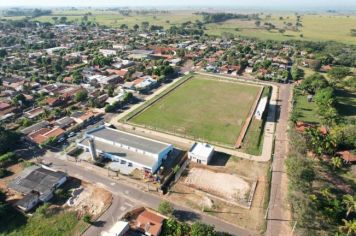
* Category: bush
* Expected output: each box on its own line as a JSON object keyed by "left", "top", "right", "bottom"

{"left": 190, "top": 222, "right": 216, "bottom": 236}
{"left": 82, "top": 214, "right": 91, "bottom": 224}
{"left": 158, "top": 201, "right": 174, "bottom": 216}
{"left": 0, "top": 152, "right": 16, "bottom": 168}
{"left": 0, "top": 168, "right": 9, "bottom": 178}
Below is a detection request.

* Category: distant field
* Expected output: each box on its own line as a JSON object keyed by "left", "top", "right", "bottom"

{"left": 129, "top": 75, "right": 262, "bottom": 147}
{"left": 205, "top": 14, "right": 356, "bottom": 44}
{"left": 2, "top": 10, "right": 355, "bottom": 44}
{"left": 33, "top": 10, "right": 202, "bottom": 28}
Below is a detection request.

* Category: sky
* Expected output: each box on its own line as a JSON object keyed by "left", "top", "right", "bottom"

{"left": 0, "top": 0, "right": 356, "bottom": 9}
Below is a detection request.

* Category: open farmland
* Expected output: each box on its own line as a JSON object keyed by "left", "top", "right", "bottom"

{"left": 129, "top": 75, "right": 262, "bottom": 147}
{"left": 32, "top": 10, "right": 202, "bottom": 28}
{"left": 205, "top": 14, "right": 356, "bottom": 45}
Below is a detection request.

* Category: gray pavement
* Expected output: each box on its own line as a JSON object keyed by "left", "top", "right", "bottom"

{"left": 42, "top": 152, "right": 257, "bottom": 236}
{"left": 266, "top": 84, "right": 293, "bottom": 236}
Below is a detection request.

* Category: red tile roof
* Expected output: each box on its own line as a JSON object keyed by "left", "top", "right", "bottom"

{"left": 136, "top": 210, "right": 164, "bottom": 236}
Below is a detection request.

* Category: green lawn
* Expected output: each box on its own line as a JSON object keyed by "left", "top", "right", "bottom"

{"left": 240, "top": 87, "right": 271, "bottom": 155}
{"left": 0, "top": 208, "right": 86, "bottom": 236}
{"left": 294, "top": 90, "right": 320, "bottom": 124}
{"left": 130, "top": 75, "right": 261, "bottom": 147}
{"left": 335, "top": 89, "right": 356, "bottom": 120}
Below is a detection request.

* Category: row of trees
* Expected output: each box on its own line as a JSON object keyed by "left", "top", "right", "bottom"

{"left": 197, "top": 12, "right": 259, "bottom": 24}
{"left": 286, "top": 129, "right": 356, "bottom": 235}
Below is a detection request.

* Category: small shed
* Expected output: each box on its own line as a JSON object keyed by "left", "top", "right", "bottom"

{"left": 188, "top": 142, "right": 214, "bottom": 165}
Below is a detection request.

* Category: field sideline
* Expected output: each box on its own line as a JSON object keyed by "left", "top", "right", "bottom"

{"left": 129, "top": 75, "right": 262, "bottom": 147}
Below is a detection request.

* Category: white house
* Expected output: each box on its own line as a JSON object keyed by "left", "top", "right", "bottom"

{"left": 99, "top": 49, "right": 117, "bottom": 57}
{"left": 188, "top": 142, "right": 214, "bottom": 165}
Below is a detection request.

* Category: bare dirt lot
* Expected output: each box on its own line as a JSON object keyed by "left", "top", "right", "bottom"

{"left": 185, "top": 168, "right": 251, "bottom": 202}
{"left": 67, "top": 182, "right": 112, "bottom": 217}
{"left": 167, "top": 155, "right": 270, "bottom": 233}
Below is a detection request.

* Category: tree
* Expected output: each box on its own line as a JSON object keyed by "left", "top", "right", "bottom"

{"left": 12, "top": 93, "right": 27, "bottom": 106}
{"left": 82, "top": 214, "right": 92, "bottom": 224}
{"left": 0, "top": 49, "right": 7, "bottom": 58}
{"left": 120, "top": 24, "right": 128, "bottom": 30}
{"left": 133, "top": 24, "right": 139, "bottom": 31}
{"left": 190, "top": 222, "right": 216, "bottom": 236}
{"left": 74, "top": 90, "right": 88, "bottom": 102}
{"left": 255, "top": 20, "right": 261, "bottom": 27}
{"left": 141, "top": 21, "right": 150, "bottom": 31}
{"left": 0, "top": 127, "right": 19, "bottom": 155}
{"left": 72, "top": 70, "right": 83, "bottom": 84}
{"left": 330, "top": 156, "right": 343, "bottom": 169}
{"left": 328, "top": 67, "right": 351, "bottom": 84}
{"left": 161, "top": 218, "right": 190, "bottom": 235}
{"left": 299, "top": 73, "right": 329, "bottom": 94}
{"left": 343, "top": 194, "right": 356, "bottom": 218}
{"left": 291, "top": 66, "right": 305, "bottom": 81}
{"left": 158, "top": 201, "right": 174, "bottom": 216}
{"left": 339, "top": 219, "right": 356, "bottom": 236}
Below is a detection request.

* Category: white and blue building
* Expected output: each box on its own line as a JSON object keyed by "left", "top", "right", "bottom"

{"left": 78, "top": 126, "right": 174, "bottom": 173}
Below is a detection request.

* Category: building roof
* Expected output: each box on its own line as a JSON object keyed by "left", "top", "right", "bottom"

{"left": 79, "top": 138, "right": 158, "bottom": 168}
{"left": 9, "top": 166, "right": 66, "bottom": 195}
{"left": 15, "top": 191, "right": 39, "bottom": 211}
{"left": 86, "top": 126, "right": 171, "bottom": 155}
{"left": 136, "top": 210, "right": 164, "bottom": 236}
{"left": 189, "top": 142, "right": 214, "bottom": 158}
{"left": 101, "top": 221, "right": 129, "bottom": 236}
{"left": 0, "top": 102, "right": 11, "bottom": 110}
{"left": 21, "top": 121, "right": 50, "bottom": 135}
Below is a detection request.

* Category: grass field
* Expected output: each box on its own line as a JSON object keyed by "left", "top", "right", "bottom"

{"left": 204, "top": 14, "right": 356, "bottom": 45}
{"left": 335, "top": 89, "right": 356, "bottom": 120}
{"left": 32, "top": 10, "right": 201, "bottom": 28}
{"left": 129, "top": 75, "right": 261, "bottom": 147}
{"left": 2, "top": 10, "right": 355, "bottom": 44}
{"left": 293, "top": 90, "right": 320, "bottom": 124}
{"left": 240, "top": 87, "right": 271, "bottom": 155}
{"left": 0, "top": 208, "right": 87, "bottom": 236}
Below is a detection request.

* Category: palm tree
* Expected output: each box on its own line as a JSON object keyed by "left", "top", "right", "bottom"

{"left": 343, "top": 194, "right": 356, "bottom": 217}
{"left": 339, "top": 219, "right": 356, "bottom": 236}
{"left": 331, "top": 156, "right": 343, "bottom": 169}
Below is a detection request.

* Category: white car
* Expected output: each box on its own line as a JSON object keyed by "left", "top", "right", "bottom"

{"left": 57, "top": 137, "right": 66, "bottom": 143}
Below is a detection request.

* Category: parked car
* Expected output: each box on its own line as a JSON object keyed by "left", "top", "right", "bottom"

{"left": 57, "top": 137, "right": 66, "bottom": 143}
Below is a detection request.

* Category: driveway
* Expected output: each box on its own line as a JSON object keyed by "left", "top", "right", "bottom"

{"left": 83, "top": 195, "right": 136, "bottom": 236}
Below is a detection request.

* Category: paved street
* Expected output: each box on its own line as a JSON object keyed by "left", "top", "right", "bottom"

{"left": 42, "top": 152, "right": 257, "bottom": 236}
{"left": 266, "top": 84, "right": 293, "bottom": 236}
{"left": 83, "top": 195, "right": 136, "bottom": 236}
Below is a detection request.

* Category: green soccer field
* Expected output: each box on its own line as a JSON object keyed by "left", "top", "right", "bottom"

{"left": 129, "top": 75, "right": 262, "bottom": 147}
